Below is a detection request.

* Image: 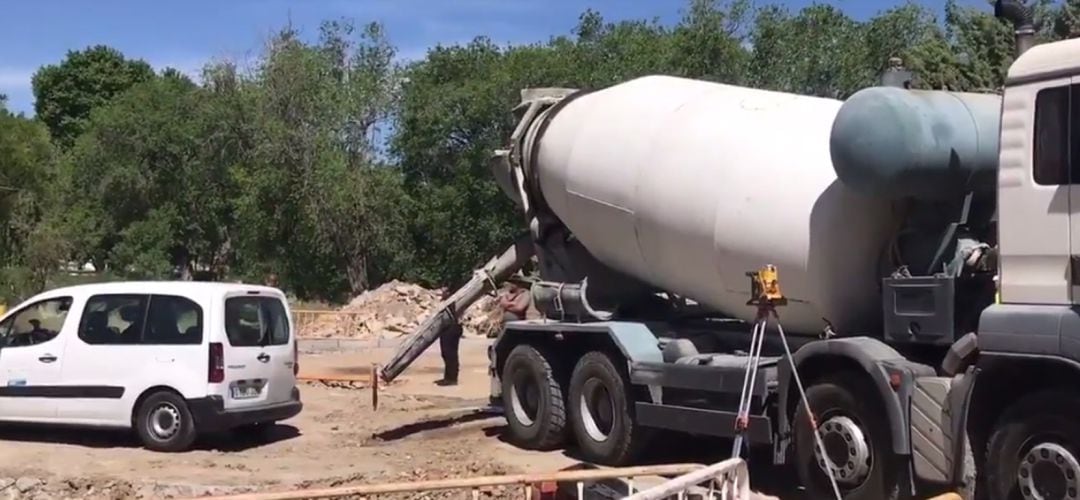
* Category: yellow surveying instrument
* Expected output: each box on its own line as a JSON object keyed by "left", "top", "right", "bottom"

{"left": 733, "top": 265, "right": 842, "bottom": 500}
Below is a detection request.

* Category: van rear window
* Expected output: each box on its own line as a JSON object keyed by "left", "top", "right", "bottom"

{"left": 224, "top": 296, "right": 290, "bottom": 347}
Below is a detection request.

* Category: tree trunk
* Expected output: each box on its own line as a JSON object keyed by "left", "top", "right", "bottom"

{"left": 346, "top": 254, "right": 368, "bottom": 295}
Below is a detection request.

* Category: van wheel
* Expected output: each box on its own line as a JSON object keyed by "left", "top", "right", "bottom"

{"left": 135, "top": 391, "right": 198, "bottom": 452}
{"left": 568, "top": 351, "right": 645, "bottom": 466}
{"left": 501, "top": 344, "right": 567, "bottom": 450}
{"left": 793, "top": 375, "right": 901, "bottom": 500}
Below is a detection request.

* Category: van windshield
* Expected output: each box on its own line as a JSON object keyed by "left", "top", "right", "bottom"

{"left": 224, "top": 296, "right": 290, "bottom": 347}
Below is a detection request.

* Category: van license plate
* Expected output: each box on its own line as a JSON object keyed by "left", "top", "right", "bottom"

{"left": 231, "top": 384, "right": 262, "bottom": 400}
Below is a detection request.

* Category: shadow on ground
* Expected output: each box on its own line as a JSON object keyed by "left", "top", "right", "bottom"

{"left": 0, "top": 422, "right": 301, "bottom": 452}
{"left": 372, "top": 409, "right": 493, "bottom": 442}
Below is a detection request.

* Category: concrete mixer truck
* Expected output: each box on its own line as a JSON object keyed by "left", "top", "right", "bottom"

{"left": 379, "top": 2, "right": 1080, "bottom": 499}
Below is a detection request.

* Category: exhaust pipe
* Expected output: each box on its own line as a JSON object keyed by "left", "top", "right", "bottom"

{"left": 995, "top": 0, "right": 1035, "bottom": 56}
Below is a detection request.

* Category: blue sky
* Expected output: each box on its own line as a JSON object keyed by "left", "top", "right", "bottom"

{"left": 1, "top": 0, "right": 987, "bottom": 116}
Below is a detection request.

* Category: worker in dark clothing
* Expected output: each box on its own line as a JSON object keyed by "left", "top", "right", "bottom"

{"left": 436, "top": 285, "right": 464, "bottom": 387}
{"left": 436, "top": 320, "right": 463, "bottom": 386}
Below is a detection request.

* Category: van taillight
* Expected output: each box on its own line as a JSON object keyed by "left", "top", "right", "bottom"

{"left": 293, "top": 341, "right": 299, "bottom": 376}
{"left": 209, "top": 342, "right": 224, "bottom": 383}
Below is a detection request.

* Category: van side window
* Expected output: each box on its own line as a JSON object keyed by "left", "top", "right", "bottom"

{"left": 1033, "top": 85, "right": 1070, "bottom": 185}
{"left": 0, "top": 297, "right": 73, "bottom": 348}
{"left": 224, "top": 297, "right": 290, "bottom": 347}
{"left": 78, "top": 295, "right": 147, "bottom": 345}
{"left": 144, "top": 295, "right": 202, "bottom": 345}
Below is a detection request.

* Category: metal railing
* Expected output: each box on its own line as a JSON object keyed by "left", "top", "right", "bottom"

{"left": 194, "top": 463, "right": 731, "bottom": 500}
{"left": 624, "top": 458, "right": 750, "bottom": 500}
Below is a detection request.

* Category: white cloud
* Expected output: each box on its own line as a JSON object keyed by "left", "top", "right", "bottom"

{"left": 0, "top": 67, "right": 34, "bottom": 89}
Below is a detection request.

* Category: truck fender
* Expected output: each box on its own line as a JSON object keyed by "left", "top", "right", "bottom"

{"left": 776, "top": 337, "right": 935, "bottom": 457}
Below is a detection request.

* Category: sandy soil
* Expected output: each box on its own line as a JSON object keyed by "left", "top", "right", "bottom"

{"left": 0, "top": 339, "right": 795, "bottom": 499}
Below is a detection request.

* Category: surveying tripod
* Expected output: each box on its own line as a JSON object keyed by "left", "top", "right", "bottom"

{"left": 730, "top": 265, "right": 842, "bottom": 500}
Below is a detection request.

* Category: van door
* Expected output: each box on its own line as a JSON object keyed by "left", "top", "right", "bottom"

{"left": 0, "top": 295, "right": 75, "bottom": 420}
{"left": 218, "top": 292, "right": 295, "bottom": 410}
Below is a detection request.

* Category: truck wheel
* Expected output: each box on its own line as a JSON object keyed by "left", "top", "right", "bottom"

{"left": 957, "top": 431, "right": 979, "bottom": 500}
{"left": 500, "top": 344, "right": 567, "bottom": 450}
{"left": 568, "top": 351, "right": 645, "bottom": 466}
{"left": 793, "top": 376, "right": 901, "bottom": 500}
{"left": 986, "top": 390, "right": 1080, "bottom": 500}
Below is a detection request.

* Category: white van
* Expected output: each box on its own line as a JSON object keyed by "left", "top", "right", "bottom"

{"left": 0, "top": 281, "right": 302, "bottom": 451}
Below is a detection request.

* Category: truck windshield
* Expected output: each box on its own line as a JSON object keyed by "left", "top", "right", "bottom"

{"left": 224, "top": 296, "right": 290, "bottom": 347}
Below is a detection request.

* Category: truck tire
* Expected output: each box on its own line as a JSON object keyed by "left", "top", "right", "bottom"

{"left": 793, "top": 375, "right": 901, "bottom": 500}
{"left": 986, "top": 390, "right": 1080, "bottom": 500}
{"left": 568, "top": 351, "right": 645, "bottom": 466}
{"left": 500, "top": 344, "right": 567, "bottom": 450}
{"left": 957, "top": 431, "right": 979, "bottom": 500}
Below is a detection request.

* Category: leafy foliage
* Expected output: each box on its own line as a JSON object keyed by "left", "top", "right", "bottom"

{"left": 31, "top": 45, "right": 155, "bottom": 147}
{"left": 6, "top": 0, "right": 1071, "bottom": 303}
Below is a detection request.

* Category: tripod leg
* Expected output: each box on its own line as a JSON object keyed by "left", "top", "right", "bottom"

{"left": 731, "top": 316, "right": 767, "bottom": 458}
{"left": 774, "top": 318, "right": 843, "bottom": 500}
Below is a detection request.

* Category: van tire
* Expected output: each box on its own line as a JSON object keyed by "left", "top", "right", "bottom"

{"left": 135, "top": 391, "right": 198, "bottom": 452}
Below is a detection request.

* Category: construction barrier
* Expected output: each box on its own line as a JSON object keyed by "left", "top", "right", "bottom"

{"left": 194, "top": 463, "right": 716, "bottom": 500}
{"left": 193, "top": 460, "right": 968, "bottom": 499}
{"left": 624, "top": 458, "right": 749, "bottom": 500}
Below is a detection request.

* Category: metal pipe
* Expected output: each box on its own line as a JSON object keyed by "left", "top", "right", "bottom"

{"left": 995, "top": 0, "right": 1035, "bottom": 56}
{"left": 378, "top": 233, "right": 535, "bottom": 383}
{"left": 193, "top": 463, "right": 707, "bottom": 500}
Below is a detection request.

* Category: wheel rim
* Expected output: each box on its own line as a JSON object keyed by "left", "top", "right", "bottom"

{"left": 813, "top": 415, "right": 873, "bottom": 487}
{"left": 1018, "top": 442, "right": 1080, "bottom": 500}
{"left": 509, "top": 367, "right": 540, "bottom": 427}
{"left": 148, "top": 403, "right": 182, "bottom": 440}
{"left": 579, "top": 378, "right": 614, "bottom": 442}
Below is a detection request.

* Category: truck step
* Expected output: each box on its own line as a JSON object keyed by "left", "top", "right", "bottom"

{"left": 636, "top": 402, "right": 773, "bottom": 444}
{"left": 631, "top": 358, "right": 777, "bottom": 399}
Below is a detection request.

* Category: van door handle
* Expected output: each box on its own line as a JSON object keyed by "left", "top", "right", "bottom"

{"left": 38, "top": 354, "right": 57, "bottom": 363}
{"left": 257, "top": 353, "right": 270, "bottom": 363}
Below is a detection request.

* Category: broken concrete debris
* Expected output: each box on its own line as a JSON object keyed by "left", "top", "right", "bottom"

{"left": 298, "top": 280, "right": 504, "bottom": 339}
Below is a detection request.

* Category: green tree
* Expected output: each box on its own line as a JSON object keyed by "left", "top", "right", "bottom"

{"left": 59, "top": 75, "right": 230, "bottom": 279}
{"left": 32, "top": 45, "right": 155, "bottom": 147}
{"left": 0, "top": 100, "right": 65, "bottom": 300}
{"left": 230, "top": 20, "right": 411, "bottom": 298}
{"left": 749, "top": 4, "right": 871, "bottom": 98}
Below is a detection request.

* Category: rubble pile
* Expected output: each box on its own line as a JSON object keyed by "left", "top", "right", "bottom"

{"left": 298, "top": 280, "right": 503, "bottom": 339}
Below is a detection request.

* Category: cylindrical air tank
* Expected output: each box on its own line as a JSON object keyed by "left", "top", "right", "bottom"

{"left": 830, "top": 87, "right": 1001, "bottom": 200}
{"left": 527, "top": 75, "right": 899, "bottom": 335}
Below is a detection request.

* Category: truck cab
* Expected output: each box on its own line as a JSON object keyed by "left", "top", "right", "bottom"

{"left": 962, "top": 36, "right": 1080, "bottom": 500}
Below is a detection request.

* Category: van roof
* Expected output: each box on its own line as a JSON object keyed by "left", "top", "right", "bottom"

{"left": 1007, "top": 37, "right": 1080, "bottom": 85}
{"left": 30, "top": 281, "right": 283, "bottom": 300}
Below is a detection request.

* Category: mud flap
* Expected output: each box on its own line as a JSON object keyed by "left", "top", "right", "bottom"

{"left": 911, "top": 375, "right": 974, "bottom": 488}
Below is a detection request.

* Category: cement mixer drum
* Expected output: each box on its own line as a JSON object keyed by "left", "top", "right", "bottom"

{"left": 526, "top": 75, "right": 899, "bottom": 335}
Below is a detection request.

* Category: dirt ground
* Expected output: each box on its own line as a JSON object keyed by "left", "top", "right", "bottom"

{"left": 0, "top": 339, "right": 797, "bottom": 499}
